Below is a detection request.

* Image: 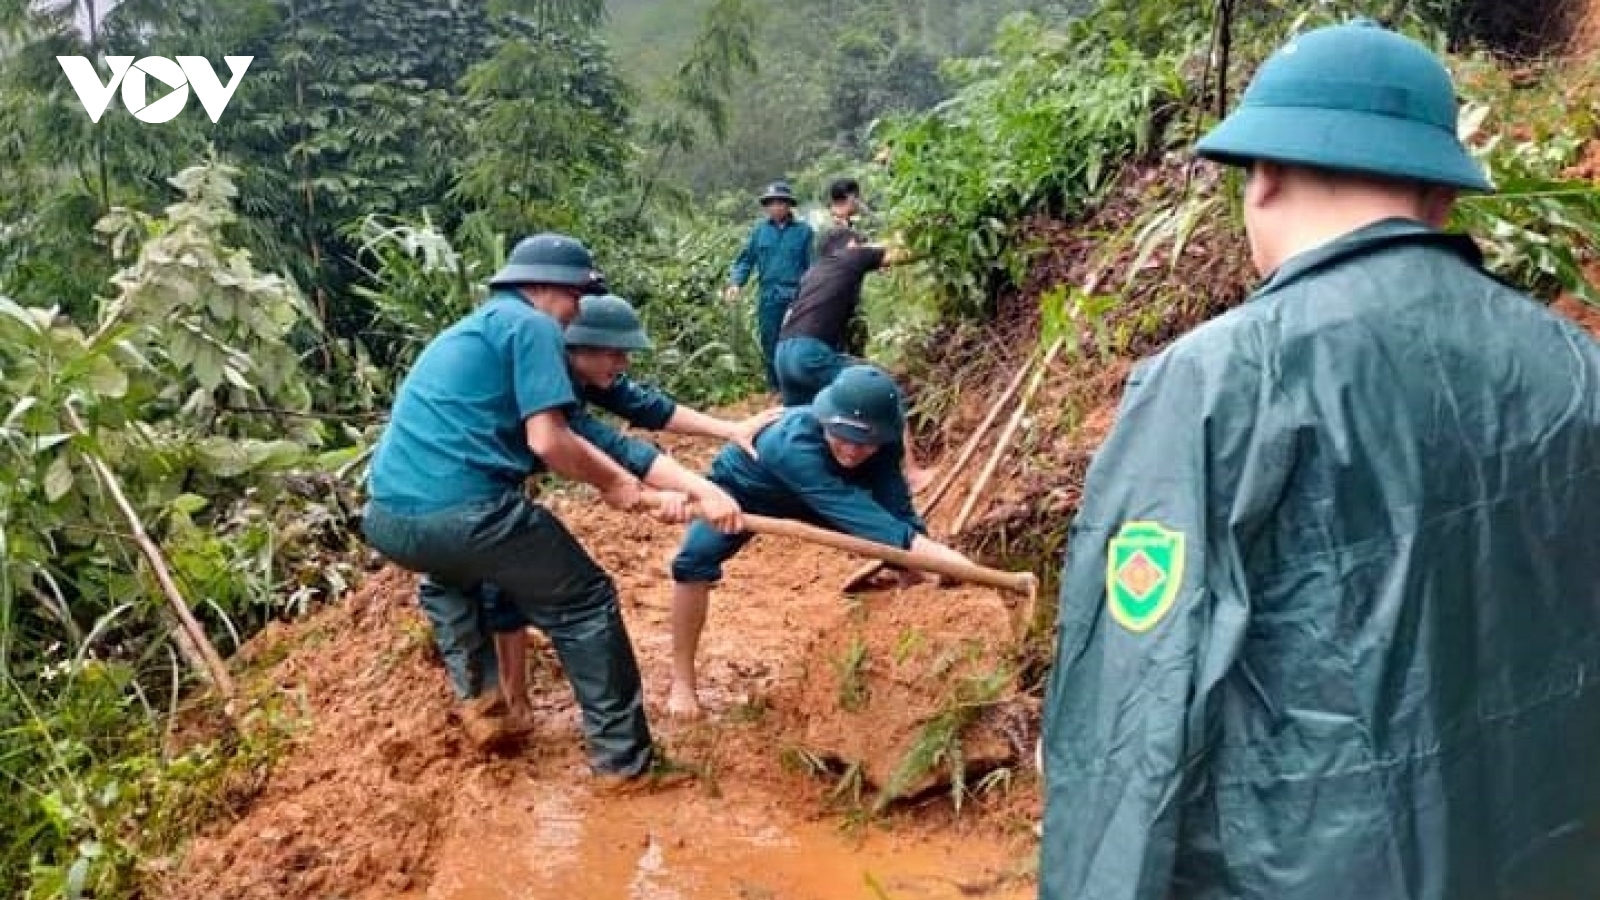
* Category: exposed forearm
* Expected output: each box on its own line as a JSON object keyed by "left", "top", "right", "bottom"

{"left": 664, "top": 406, "right": 736, "bottom": 442}
{"left": 643, "top": 455, "right": 725, "bottom": 501}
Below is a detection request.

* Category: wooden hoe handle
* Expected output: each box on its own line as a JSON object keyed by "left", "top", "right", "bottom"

{"left": 744, "top": 513, "right": 1037, "bottom": 596}
{"left": 641, "top": 491, "right": 1035, "bottom": 595}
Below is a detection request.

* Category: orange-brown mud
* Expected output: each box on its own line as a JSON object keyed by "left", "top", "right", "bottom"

{"left": 780, "top": 586, "right": 1029, "bottom": 802}
{"left": 1572, "top": 0, "right": 1600, "bottom": 55}
{"left": 1554, "top": 294, "right": 1600, "bottom": 339}
{"left": 160, "top": 435, "right": 1042, "bottom": 900}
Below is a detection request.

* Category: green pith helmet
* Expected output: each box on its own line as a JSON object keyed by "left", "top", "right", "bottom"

{"left": 812, "top": 365, "right": 905, "bottom": 446}
{"left": 488, "top": 233, "right": 607, "bottom": 292}
{"left": 564, "top": 294, "right": 652, "bottom": 352}
{"left": 1195, "top": 19, "right": 1492, "bottom": 191}
{"left": 758, "top": 180, "right": 798, "bottom": 205}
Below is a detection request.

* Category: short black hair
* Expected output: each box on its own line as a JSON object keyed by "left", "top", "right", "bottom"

{"left": 828, "top": 178, "right": 860, "bottom": 203}
{"left": 819, "top": 227, "right": 861, "bottom": 258}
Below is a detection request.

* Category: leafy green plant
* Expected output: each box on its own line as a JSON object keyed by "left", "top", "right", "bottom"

{"left": 347, "top": 211, "right": 505, "bottom": 381}
{"left": 873, "top": 664, "right": 1011, "bottom": 815}
{"left": 833, "top": 637, "right": 870, "bottom": 713}
{"left": 1447, "top": 55, "right": 1600, "bottom": 305}
{"left": 0, "top": 160, "right": 357, "bottom": 899}
{"left": 610, "top": 220, "right": 766, "bottom": 406}
{"left": 874, "top": 13, "right": 1186, "bottom": 315}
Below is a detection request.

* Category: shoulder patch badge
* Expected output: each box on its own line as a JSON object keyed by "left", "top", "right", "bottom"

{"left": 1106, "top": 521, "right": 1185, "bottom": 633}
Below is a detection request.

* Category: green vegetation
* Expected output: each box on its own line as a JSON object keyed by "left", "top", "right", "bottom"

{"left": 0, "top": 0, "right": 1595, "bottom": 892}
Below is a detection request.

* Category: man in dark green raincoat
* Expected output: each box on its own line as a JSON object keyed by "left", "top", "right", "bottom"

{"left": 1040, "top": 20, "right": 1600, "bottom": 900}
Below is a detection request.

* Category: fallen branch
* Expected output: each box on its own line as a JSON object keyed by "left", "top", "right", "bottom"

{"left": 64, "top": 405, "right": 237, "bottom": 702}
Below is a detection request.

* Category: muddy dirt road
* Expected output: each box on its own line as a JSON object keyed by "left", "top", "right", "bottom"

{"left": 163, "top": 434, "right": 1040, "bottom": 900}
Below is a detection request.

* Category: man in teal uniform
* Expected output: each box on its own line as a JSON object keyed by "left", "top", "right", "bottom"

{"left": 484, "top": 292, "right": 783, "bottom": 720}
{"left": 565, "top": 293, "right": 781, "bottom": 458}
{"left": 1039, "top": 20, "right": 1600, "bottom": 900}
{"left": 724, "top": 180, "right": 814, "bottom": 392}
{"left": 361, "top": 233, "right": 738, "bottom": 783}
{"left": 666, "top": 364, "right": 975, "bottom": 719}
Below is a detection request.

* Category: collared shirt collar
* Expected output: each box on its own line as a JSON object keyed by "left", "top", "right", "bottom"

{"left": 1252, "top": 217, "right": 1486, "bottom": 302}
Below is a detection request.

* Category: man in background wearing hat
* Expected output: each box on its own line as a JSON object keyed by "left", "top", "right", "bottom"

{"left": 362, "top": 233, "right": 719, "bottom": 786}
{"left": 665, "top": 364, "right": 976, "bottom": 720}
{"left": 1038, "top": 19, "right": 1600, "bottom": 900}
{"left": 724, "top": 180, "right": 815, "bottom": 393}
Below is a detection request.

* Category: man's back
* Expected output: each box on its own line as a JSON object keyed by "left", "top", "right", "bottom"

{"left": 1212, "top": 223, "right": 1600, "bottom": 896}
{"left": 1042, "top": 222, "right": 1600, "bottom": 899}
{"left": 779, "top": 245, "right": 887, "bottom": 347}
{"left": 369, "top": 296, "right": 573, "bottom": 512}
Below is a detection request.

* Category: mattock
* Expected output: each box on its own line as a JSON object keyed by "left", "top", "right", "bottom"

{"left": 648, "top": 495, "right": 1040, "bottom": 639}
{"left": 646, "top": 495, "right": 1035, "bottom": 593}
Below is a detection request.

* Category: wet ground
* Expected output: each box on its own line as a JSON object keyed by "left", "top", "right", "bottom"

{"left": 420, "top": 771, "right": 1030, "bottom": 900}
{"left": 162, "top": 433, "right": 1040, "bottom": 900}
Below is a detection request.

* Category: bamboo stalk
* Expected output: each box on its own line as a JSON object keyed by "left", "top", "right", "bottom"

{"left": 922, "top": 349, "right": 1040, "bottom": 518}
{"left": 949, "top": 335, "right": 1066, "bottom": 536}
{"left": 840, "top": 347, "right": 1042, "bottom": 591}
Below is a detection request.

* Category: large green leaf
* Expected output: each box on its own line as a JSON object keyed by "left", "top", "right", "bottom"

{"left": 43, "top": 453, "right": 74, "bottom": 503}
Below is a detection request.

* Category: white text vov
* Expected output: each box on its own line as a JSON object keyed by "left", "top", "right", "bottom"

{"left": 57, "top": 56, "right": 254, "bottom": 124}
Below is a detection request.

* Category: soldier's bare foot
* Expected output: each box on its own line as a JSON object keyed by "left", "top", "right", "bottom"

{"left": 505, "top": 700, "right": 536, "bottom": 737}
{"left": 459, "top": 708, "right": 513, "bottom": 752}
{"left": 666, "top": 683, "right": 704, "bottom": 721}
{"left": 457, "top": 693, "right": 528, "bottom": 753}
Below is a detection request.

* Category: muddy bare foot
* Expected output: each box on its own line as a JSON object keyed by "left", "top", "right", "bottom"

{"left": 504, "top": 702, "right": 536, "bottom": 738}
{"left": 457, "top": 694, "right": 527, "bottom": 753}
{"left": 666, "top": 683, "right": 704, "bottom": 721}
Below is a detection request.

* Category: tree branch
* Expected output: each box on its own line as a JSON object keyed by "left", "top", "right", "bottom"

{"left": 64, "top": 404, "right": 238, "bottom": 705}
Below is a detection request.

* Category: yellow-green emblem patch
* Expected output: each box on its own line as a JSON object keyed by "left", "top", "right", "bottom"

{"left": 1106, "top": 521, "right": 1185, "bottom": 632}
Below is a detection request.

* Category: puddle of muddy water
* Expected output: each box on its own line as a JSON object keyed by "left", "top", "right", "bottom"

{"left": 420, "top": 765, "right": 1033, "bottom": 900}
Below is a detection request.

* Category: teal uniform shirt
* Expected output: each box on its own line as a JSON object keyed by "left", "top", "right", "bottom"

{"left": 671, "top": 407, "right": 924, "bottom": 583}
{"left": 369, "top": 291, "right": 576, "bottom": 513}
{"left": 565, "top": 373, "right": 678, "bottom": 479}
{"left": 583, "top": 374, "right": 677, "bottom": 431}
{"left": 729, "top": 218, "right": 814, "bottom": 299}
{"left": 732, "top": 217, "right": 816, "bottom": 390}
{"left": 1040, "top": 220, "right": 1600, "bottom": 900}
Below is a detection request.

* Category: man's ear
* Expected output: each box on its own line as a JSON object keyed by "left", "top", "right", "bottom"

{"left": 1243, "top": 161, "right": 1284, "bottom": 211}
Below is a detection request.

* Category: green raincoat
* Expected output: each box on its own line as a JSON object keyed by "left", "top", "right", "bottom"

{"left": 1041, "top": 219, "right": 1600, "bottom": 900}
